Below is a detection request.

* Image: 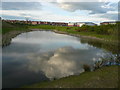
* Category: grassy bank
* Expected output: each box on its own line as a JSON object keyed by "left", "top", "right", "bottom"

{"left": 28, "top": 24, "right": 119, "bottom": 42}
{"left": 2, "top": 21, "right": 29, "bottom": 34}
{"left": 2, "top": 21, "right": 30, "bottom": 47}
{"left": 23, "top": 66, "right": 118, "bottom": 88}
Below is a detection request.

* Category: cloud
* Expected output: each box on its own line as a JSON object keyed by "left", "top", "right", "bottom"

{"left": 100, "top": 11, "right": 118, "bottom": 20}
{"left": 2, "top": 0, "right": 120, "bottom": 2}
{"left": 89, "top": 11, "right": 118, "bottom": 21}
{"left": 54, "top": 2, "right": 117, "bottom": 14}
{"left": 2, "top": 2, "right": 41, "bottom": 10}
{"left": 1, "top": 9, "right": 116, "bottom": 22}
{"left": 1, "top": 1, "right": 118, "bottom": 22}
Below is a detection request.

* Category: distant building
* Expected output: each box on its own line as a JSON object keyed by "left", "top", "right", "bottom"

{"left": 31, "top": 21, "right": 37, "bottom": 25}
{"left": 39, "top": 21, "right": 46, "bottom": 25}
{"left": 2, "top": 19, "right": 98, "bottom": 27}
{"left": 53, "top": 22, "right": 68, "bottom": 26}
{"left": 76, "top": 22, "right": 85, "bottom": 27}
{"left": 100, "top": 22, "right": 116, "bottom": 25}
{"left": 31, "top": 21, "right": 40, "bottom": 25}
{"left": 84, "top": 22, "right": 97, "bottom": 26}
{"left": 68, "top": 22, "right": 97, "bottom": 27}
{"left": 68, "top": 22, "right": 76, "bottom": 26}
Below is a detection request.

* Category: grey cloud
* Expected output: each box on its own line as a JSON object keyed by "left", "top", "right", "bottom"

{"left": 2, "top": 2, "right": 41, "bottom": 10}
{"left": 2, "top": 15, "right": 26, "bottom": 20}
{"left": 101, "top": 13, "right": 118, "bottom": 20}
{"left": 55, "top": 2, "right": 117, "bottom": 14}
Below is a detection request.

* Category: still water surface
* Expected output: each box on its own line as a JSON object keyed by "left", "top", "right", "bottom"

{"left": 3, "top": 31, "right": 107, "bottom": 88}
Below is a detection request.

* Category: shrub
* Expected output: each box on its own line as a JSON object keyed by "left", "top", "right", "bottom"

{"left": 83, "top": 64, "right": 91, "bottom": 72}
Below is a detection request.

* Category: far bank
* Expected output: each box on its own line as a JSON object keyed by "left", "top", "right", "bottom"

{"left": 2, "top": 22, "right": 119, "bottom": 54}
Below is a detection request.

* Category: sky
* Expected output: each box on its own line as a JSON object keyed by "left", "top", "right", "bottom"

{"left": 0, "top": 0, "right": 119, "bottom": 24}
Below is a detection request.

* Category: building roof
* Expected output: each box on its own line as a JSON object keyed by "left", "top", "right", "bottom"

{"left": 101, "top": 21, "right": 116, "bottom": 23}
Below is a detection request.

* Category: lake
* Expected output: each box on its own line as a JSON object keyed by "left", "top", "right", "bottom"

{"left": 3, "top": 31, "right": 109, "bottom": 88}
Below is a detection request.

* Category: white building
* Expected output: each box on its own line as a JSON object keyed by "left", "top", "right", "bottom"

{"left": 100, "top": 22, "right": 116, "bottom": 25}
{"left": 85, "top": 22, "right": 97, "bottom": 26}
{"left": 76, "top": 22, "right": 85, "bottom": 27}
{"left": 68, "top": 22, "right": 97, "bottom": 27}
{"left": 68, "top": 22, "right": 75, "bottom": 26}
{"left": 76, "top": 22, "right": 97, "bottom": 27}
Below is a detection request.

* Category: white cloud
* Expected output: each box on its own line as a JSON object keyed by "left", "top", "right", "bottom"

{"left": 54, "top": 2, "right": 117, "bottom": 14}
{"left": 2, "top": 0, "right": 119, "bottom": 2}
{"left": 1, "top": 9, "right": 115, "bottom": 23}
{"left": 1, "top": 1, "right": 118, "bottom": 23}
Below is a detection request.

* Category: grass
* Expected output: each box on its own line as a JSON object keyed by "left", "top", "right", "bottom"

{"left": 29, "top": 24, "right": 55, "bottom": 30}
{"left": 23, "top": 66, "right": 118, "bottom": 88}
{"left": 29, "top": 24, "right": 118, "bottom": 41}
{"left": 2, "top": 21, "right": 28, "bottom": 34}
{"left": 2, "top": 21, "right": 30, "bottom": 46}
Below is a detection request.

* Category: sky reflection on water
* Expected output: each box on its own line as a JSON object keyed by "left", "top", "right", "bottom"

{"left": 3, "top": 31, "right": 105, "bottom": 88}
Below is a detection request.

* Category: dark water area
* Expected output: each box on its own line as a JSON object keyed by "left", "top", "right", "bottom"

{"left": 2, "top": 31, "right": 113, "bottom": 88}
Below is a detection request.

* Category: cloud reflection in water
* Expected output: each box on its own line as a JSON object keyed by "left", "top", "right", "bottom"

{"left": 3, "top": 31, "right": 105, "bottom": 88}
{"left": 27, "top": 46, "right": 101, "bottom": 79}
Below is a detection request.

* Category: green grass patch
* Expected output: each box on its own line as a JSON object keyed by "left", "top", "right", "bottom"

{"left": 29, "top": 24, "right": 55, "bottom": 30}
{"left": 29, "top": 24, "right": 118, "bottom": 41}
{"left": 23, "top": 66, "right": 118, "bottom": 88}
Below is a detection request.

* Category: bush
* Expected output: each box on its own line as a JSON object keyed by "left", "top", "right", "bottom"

{"left": 83, "top": 64, "right": 91, "bottom": 72}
